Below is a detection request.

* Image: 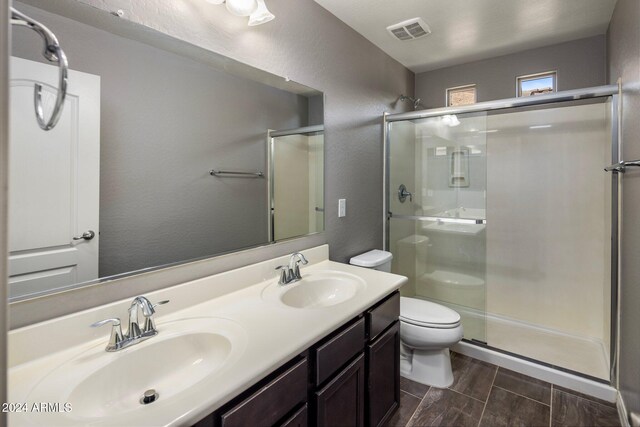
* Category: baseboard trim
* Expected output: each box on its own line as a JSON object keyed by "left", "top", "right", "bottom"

{"left": 618, "top": 391, "right": 631, "bottom": 427}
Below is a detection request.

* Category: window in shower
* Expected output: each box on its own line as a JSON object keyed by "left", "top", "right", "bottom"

{"left": 517, "top": 71, "right": 556, "bottom": 97}
{"left": 446, "top": 84, "right": 476, "bottom": 107}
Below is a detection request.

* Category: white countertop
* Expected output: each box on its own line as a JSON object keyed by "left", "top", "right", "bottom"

{"left": 8, "top": 245, "right": 406, "bottom": 426}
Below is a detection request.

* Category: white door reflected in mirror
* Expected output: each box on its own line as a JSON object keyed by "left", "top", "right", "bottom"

{"left": 9, "top": 57, "right": 100, "bottom": 300}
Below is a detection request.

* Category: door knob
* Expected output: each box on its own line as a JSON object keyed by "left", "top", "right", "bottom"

{"left": 73, "top": 230, "right": 95, "bottom": 241}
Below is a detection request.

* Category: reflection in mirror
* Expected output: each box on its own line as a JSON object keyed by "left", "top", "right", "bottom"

{"left": 269, "top": 126, "right": 324, "bottom": 241}
{"left": 9, "top": 1, "right": 324, "bottom": 301}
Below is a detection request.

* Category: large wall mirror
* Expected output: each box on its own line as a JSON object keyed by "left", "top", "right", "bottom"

{"left": 9, "top": 0, "right": 324, "bottom": 301}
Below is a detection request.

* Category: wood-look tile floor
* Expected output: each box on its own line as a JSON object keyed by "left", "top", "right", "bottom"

{"left": 386, "top": 352, "right": 621, "bottom": 427}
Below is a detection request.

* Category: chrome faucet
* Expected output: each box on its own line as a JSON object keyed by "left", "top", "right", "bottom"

{"left": 91, "top": 296, "right": 169, "bottom": 352}
{"left": 275, "top": 252, "right": 309, "bottom": 285}
{"left": 127, "top": 296, "right": 160, "bottom": 339}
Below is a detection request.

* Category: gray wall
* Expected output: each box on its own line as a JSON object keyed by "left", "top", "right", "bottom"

{"left": 416, "top": 36, "right": 606, "bottom": 109}
{"left": 308, "top": 94, "right": 324, "bottom": 127}
{"left": 607, "top": 0, "right": 640, "bottom": 420}
{"left": 67, "top": 0, "right": 414, "bottom": 264}
{"left": 12, "top": 3, "right": 311, "bottom": 277}
{"left": 7, "top": 0, "right": 413, "bottom": 327}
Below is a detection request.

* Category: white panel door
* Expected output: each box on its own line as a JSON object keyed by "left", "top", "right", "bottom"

{"left": 9, "top": 57, "right": 100, "bottom": 299}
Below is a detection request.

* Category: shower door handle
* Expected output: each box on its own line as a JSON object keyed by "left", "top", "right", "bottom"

{"left": 604, "top": 160, "right": 640, "bottom": 173}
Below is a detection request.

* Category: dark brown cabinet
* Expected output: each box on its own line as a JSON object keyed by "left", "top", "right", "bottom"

{"left": 219, "top": 358, "right": 308, "bottom": 427}
{"left": 366, "top": 322, "right": 400, "bottom": 426}
{"left": 366, "top": 292, "right": 400, "bottom": 341}
{"left": 315, "top": 354, "right": 365, "bottom": 427}
{"left": 280, "top": 404, "right": 308, "bottom": 427}
{"left": 194, "top": 291, "right": 400, "bottom": 427}
{"left": 313, "top": 318, "right": 365, "bottom": 386}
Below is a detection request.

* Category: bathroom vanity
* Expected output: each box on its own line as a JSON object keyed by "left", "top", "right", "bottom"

{"left": 7, "top": 245, "right": 406, "bottom": 426}
{"left": 196, "top": 291, "right": 400, "bottom": 427}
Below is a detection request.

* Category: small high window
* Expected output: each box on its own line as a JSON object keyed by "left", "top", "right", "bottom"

{"left": 446, "top": 84, "right": 476, "bottom": 107}
{"left": 517, "top": 71, "right": 556, "bottom": 97}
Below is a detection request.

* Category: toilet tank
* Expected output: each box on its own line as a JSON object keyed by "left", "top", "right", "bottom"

{"left": 349, "top": 249, "right": 393, "bottom": 272}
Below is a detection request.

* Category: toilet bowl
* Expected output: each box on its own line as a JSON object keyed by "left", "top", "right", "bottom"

{"left": 400, "top": 296, "right": 463, "bottom": 388}
{"left": 349, "top": 250, "right": 463, "bottom": 388}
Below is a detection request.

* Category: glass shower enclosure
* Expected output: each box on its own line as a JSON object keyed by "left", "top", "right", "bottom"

{"left": 268, "top": 125, "right": 324, "bottom": 242}
{"left": 384, "top": 86, "right": 618, "bottom": 382}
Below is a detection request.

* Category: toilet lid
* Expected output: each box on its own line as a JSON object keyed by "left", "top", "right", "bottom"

{"left": 400, "top": 297, "right": 461, "bottom": 329}
{"left": 349, "top": 249, "right": 393, "bottom": 268}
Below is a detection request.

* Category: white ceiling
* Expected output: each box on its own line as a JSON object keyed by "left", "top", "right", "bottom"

{"left": 313, "top": 0, "right": 617, "bottom": 73}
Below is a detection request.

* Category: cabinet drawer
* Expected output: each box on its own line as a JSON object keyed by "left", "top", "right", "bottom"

{"left": 314, "top": 317, "right": 365, "bottom": 386}
{"left": 220, "top": 358, "right": 308, "bottom": 427}
{"left": 366, "top": 292, "right": 399, "bottom": 341}
{"left": 192, "top": 414, "right": 214, "bottom": 427}
{"left": 279, "top": 404, "right": 307, "bottom": 427}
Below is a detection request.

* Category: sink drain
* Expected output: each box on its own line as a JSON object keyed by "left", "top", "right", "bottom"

{"left": 140, "top": 389, "right": 159, "bottom": 405}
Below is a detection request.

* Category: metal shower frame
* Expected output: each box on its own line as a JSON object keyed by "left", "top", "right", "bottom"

{"left": 382, "top": 84, "right": 621, "bottom": 384}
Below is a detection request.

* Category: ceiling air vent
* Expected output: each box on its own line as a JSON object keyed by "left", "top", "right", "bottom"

{"left": 387, "top": 18, "right": 431, "bottom": 41}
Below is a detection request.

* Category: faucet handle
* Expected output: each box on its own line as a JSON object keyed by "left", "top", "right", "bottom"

{"left": 91, "top": 318, "right": 124, "bottom": 352}
{"left": 91, "top": 318, "right": 121, "bottom": 328}
{"left": 151, "top": 300, "right": 170, "bottom": 310}
{"left": 290, "top": 253, "right": 308, "bottom": 281}
{"left": 141, "top": 299, "right": 169, "bottom": 335}
{"left": 275, "top": 264, "right": 291, "bottom": 285}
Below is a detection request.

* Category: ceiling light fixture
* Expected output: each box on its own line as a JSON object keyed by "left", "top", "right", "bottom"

{"left": 442, "top": 115, "right": 461, "bottom": 127}
{"left": 226, "top": 0, "right": 257, "bottom": 17}
{"left": 205, "top": 0, "right": 275, "bottom": 25}
{"left": 249, "top": 0, "right": 275, "bottom": 26}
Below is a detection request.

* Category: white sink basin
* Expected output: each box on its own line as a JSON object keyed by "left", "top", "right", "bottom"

{"left": 263, "top": 270, "right": 366, "bottom": 309}
{"left": 25, "top": 317, "right": 247, "bottom": 423}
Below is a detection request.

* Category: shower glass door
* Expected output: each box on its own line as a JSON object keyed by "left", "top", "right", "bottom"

{"left": 482, "top": 100, "right": 613, "bottom": 380}
{"left": 387, "top": 112, "right": 488, "bottom": 343}
{"left": 386, "top": 96, "right": 615, "bottom": 381}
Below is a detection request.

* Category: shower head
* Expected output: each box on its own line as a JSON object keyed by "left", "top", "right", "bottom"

{"left": 399, "top": 94, "right": 422, "bottom": 110}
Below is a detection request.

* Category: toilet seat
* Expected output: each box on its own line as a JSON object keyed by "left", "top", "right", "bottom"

{"left": 400, "top": 297, "right": 461, "bottom": 329}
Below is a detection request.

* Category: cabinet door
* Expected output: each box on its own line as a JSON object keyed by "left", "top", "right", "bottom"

{"left": 315, "top": 354, "right": 365, "bottom": 427}
{"left": 367, "top": 322, "right": 400, "bottom": 427}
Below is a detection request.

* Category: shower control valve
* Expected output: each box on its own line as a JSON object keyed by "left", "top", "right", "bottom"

{"left": 398, "top": 184, "right": 413, "bottom": 203}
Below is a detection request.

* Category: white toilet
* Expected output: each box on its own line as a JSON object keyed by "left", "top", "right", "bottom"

{"left": 399, "top": 296, "right": 463, "bottom": 387}
{"left": 350, "top": 249, "right": 463, "bottom": 388}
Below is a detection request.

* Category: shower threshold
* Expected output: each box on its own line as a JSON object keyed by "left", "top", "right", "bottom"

{"left": 420, "top": 297, "right": 610, "bottom": 381}
{"left": 452, "top": 340, "right": 616, "bottom": 403}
